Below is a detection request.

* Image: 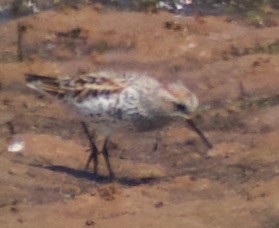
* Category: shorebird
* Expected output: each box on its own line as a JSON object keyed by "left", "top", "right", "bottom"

{"left": 25, "top": 71, "right": 212, "bottom": 178}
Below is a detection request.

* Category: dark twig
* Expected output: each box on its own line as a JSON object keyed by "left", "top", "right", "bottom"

{"left": 17, "top": 23, "right": 27, "bottom": 62}
{"left": 6, "top": 121, "right": 15, "bottom": 135}
{"left": 239, "top": 81, "right": 248, "bottom": 100}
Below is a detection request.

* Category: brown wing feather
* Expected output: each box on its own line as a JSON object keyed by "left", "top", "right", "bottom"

{"left": 25, "top": 73, "right": 124, "bottom": 102}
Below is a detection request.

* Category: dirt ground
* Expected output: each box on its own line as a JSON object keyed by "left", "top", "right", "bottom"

{"left": 0, "top": 4, "right": 279, "bottom": 228}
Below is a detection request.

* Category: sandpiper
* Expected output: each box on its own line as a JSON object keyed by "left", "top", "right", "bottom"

{"left": 25, "top": 71, "right": 212, "bottom": 178}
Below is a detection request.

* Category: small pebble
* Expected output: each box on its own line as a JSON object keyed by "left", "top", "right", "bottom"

{"left": 17, "top": 218, "right": 23, "bottom": 223}
{"left": 10, "top": 206, "right": 18, "bottom": 213}
{"left": 85, "top": 220, "right": 95, "bottom": 226}
{"left": 154, "top": 202, "right": 164, "bottom": 208}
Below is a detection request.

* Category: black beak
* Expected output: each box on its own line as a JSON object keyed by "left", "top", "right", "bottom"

{"left": 186, "top": 119, "right": 212, "bottom": 149}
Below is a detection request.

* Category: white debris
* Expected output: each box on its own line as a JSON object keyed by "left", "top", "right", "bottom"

{"left": 28, "top": 0, "right": 40, "bottom": 14}
{"left": 176, "top": 3, "right": 183, "bottom": 10}
{"left": 8, "top": 138, "right": 25, "bottom": 153}
{"left": 157, "top": 0, "right": 192, "bottom": 13}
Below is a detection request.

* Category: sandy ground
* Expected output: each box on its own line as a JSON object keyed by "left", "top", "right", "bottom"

{"left": 0, "top": 5, "right": 279, "bottom": 228}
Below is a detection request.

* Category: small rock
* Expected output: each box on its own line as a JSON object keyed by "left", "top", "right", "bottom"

{"left": 85, "top": 220, "right": 95, "bottom": 226}
{"left": 63, "top": 193, "right": 74, "bottom": 199}
{"left": 10, "top": 206, "right": 18, "bottom": 213}
{"left": 17, "top": 218, "right": 24, "bottom": 223}
{"left": 98, "top": 184, "right": 118, "bottom": 201}
{"left": 207, "top": 142, "right": 245, "bottom": 158}
{"left": 154, "top": 202, "right": 164, "bottom": 208}
{"left": 164, "top": 20, "right": 182, "bottom": 31}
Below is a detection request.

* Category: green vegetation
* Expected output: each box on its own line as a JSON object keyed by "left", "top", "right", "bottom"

{"left": 131, "top": 0, "right": 159, "bottom": 11}
{"left": 240, "top": 94, "right": 279, "bottom": 109}
{"left": 231, "top": 40, "right": 279, "bottom": 57}
{"left": 224, "top": 0, "right": 279, "bottom": 27}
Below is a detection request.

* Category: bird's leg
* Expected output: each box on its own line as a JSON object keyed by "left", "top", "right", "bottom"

{"left": 153, "top": 131, "right": 161, "bottom": 152}
{"left": 80, "top": 122, "right": 99, "bottom": 174}
{"left": 186, "top": 119, "right": 213, "bottom": 149}
{"left": 102, "top": 137, "right": 115, "bottom": 179}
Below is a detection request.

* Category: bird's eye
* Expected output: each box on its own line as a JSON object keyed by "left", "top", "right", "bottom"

{"left": 175, "top": 104, "right": 187, "bottom": 112}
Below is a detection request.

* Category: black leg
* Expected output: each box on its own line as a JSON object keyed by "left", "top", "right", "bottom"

{"left": 81, "top": 122, "right": 99, "bottom": 174}
{"left": 186, "top": 119, "right": 213, "bottom": 149}
{"left": 102, "top": 137, "right": 115, "bottom": 179}
{"left": 152, "top": 131, "right": 161, "bottom": 152}
{"left": 152, "top": 142, "right": 158, "bottom": 152}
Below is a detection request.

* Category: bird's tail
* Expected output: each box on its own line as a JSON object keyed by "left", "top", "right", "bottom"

{"left": 25, "top": 74, "right": 65, "bottom": 98}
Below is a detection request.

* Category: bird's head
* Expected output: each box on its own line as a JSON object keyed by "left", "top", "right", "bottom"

{"left": 159, "top": 82, "right": 199, "bottom": 119}
{"left": 158, "top": 82, "right": 213, "bottom": 149}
